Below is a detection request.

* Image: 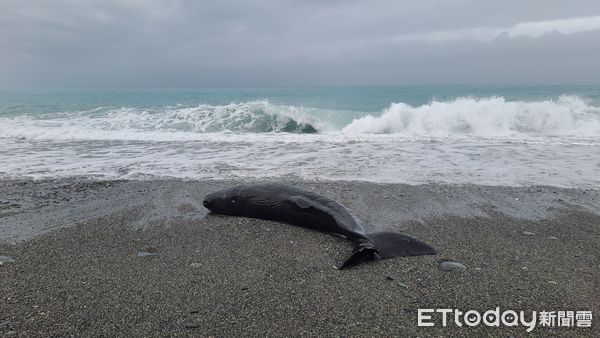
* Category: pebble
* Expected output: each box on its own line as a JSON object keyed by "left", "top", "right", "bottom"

{"left": 385, "top": 274, "right": 395, "bottom": 281}
{"left": 183, "top": 322, "right": 200, "bottom": 329}
{"left": 137, "top": 251, "right": 159, "bottom": 257}
{"left": 522, "top": 231, "right": 535, "bottom": 236}
{"left": 396, "top": 282, "right": 409, "bottom": 289}
{"left": 190, "top": 262, "right": 202, "bottom": 268}
{"left": 548, "top": 280, "right": 557, "bottom": 285}
{"left": 0, "top": 255, "right": 16, "bottom": 264}
{"left": 439, "top": 261, "right": 467, "bottom": 272}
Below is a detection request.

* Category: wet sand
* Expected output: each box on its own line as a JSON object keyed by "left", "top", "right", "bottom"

{"left": 1, "top": 179, "right": 599, "bottom": 336}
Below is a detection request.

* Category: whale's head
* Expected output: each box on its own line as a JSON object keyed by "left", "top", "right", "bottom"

{"left": 202, "top": 186, "right": 244, "bottom": 215}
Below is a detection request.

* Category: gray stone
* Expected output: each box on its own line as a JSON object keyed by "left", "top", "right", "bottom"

{"left": 396, "top": 282, "right": 409, "bottom": 289}
{"left": 137, "top": 251, "right": 159, "bottom": 257}
{"left": 439, "top": 261, "right": 467, "bottom": 272}
{"left": 0, "top": 255, "right": 16, "bottom": 264}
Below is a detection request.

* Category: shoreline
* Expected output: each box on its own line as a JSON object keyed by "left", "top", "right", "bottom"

{"left": 1, "top": 179, "right": 599, "bottom": 336}
{"left": 2, "top": 178, "right": 599, "bottom": 243}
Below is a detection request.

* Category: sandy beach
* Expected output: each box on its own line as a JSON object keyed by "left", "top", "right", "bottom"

{"left": 1, "top": 179, "right": 598, "bottom": 336}
{"left": 3, "top": 0, "right": 600, "bottom": 336}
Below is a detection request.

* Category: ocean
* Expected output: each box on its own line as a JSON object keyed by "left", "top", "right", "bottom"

{"left": 1, "top": 85, "right": 599, "bottom": 187}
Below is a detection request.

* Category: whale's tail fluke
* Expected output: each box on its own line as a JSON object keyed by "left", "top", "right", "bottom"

{"left": 338, "top": 231, "right": 436, "bottom": 270}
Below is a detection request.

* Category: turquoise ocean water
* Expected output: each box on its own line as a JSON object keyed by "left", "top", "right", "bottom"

{"left": 1, "top": 86, "right": 599, "bottom": 187}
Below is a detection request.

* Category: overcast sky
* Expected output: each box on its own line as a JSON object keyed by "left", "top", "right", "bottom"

{"left": 2, "top": 0, "right": 600, "bottom": 87}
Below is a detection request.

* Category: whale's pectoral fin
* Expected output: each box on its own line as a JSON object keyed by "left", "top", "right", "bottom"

{"left": 368, "top": 231, "right": 437, "bottom": 258}
{"left": 287, "top": 195, "right": 346, "bottom": 231}
{"left": 287, "top": 195, "right": 335, "bottom": 217}
{"left": 288, "top": 195, "right": 313, "bottom": 209}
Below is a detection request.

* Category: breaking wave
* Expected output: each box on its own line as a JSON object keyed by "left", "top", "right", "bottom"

{"left": 343, "top": 95, "right": 600, "bottom": 136}
{"left": 0, "top": 101, "right": 327, "bottom": 141}
{"left": 1, "top": 96, "right": 599, "bottom": 141}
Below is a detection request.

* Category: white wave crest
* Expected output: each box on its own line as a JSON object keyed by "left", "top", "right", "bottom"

{"left": 342, "top": 96, "right": 600, "bottom": 136}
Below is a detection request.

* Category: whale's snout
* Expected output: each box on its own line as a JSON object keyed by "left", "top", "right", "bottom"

{"left": 202, "top": 187, "right": 244, "bottom": 215}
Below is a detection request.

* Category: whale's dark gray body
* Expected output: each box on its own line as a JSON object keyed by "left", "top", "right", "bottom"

{"left": 202, "top": 184, "right": 436, "bottom": 269}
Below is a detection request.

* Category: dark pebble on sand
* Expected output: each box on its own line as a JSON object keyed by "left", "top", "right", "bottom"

{"left": 137, "top": 251, "right": 159, "bottom": 257}
{"left": 184, "top": 322, "right": 200, "bottom": 329}
{"left": 385, "top": 274, "right": 395, "bottom": 281}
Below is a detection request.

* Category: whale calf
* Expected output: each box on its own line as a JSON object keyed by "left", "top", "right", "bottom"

{"left": 202, "top": 184, "right": 436, "bottom": 269}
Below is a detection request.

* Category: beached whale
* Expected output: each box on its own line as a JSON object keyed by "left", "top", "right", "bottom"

{"left": 202, "top": 184, "right": 436, "bottom": 269}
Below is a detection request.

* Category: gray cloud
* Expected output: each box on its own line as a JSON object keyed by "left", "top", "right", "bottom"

{"left": 391, "top": 15, "right": 600, "bottom": 42}
{"left": 1, "top": 0, "right": 600, "bottom": 87}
